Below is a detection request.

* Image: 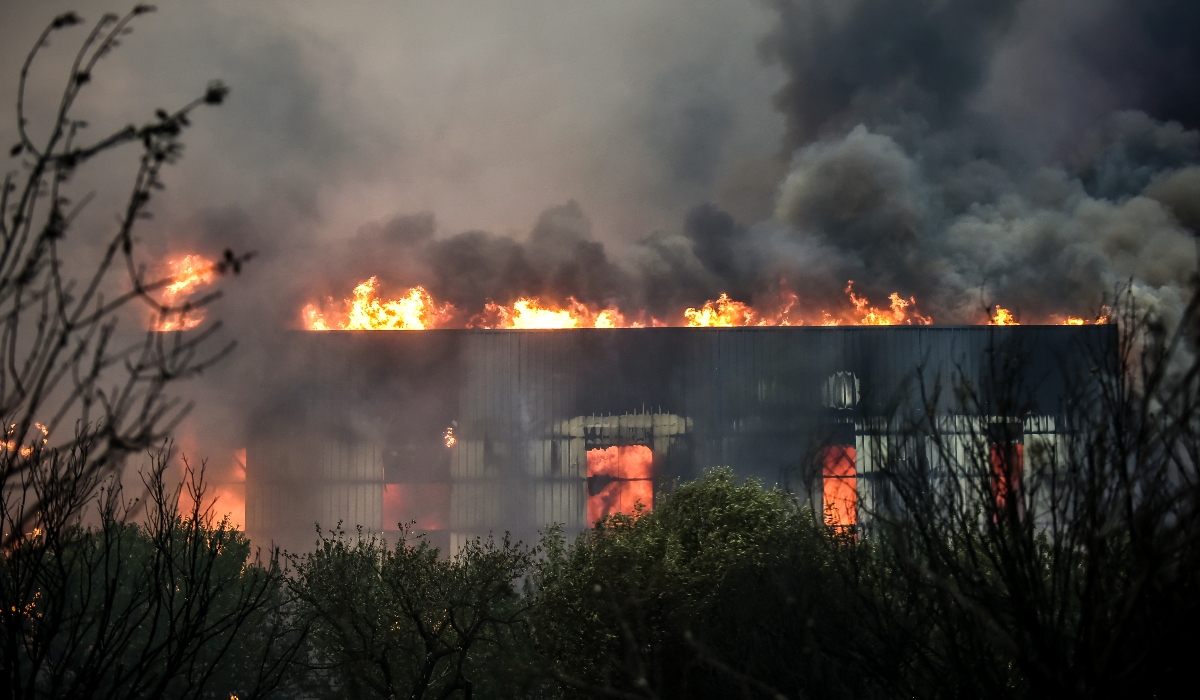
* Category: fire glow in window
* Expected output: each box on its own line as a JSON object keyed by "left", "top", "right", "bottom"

{"left": 990, "top": 442, "right": 1024, "bottom": 518}
{"left": 383, "top": 483, "right": 450, "bottom": 531}
{"left": 822, "top": 445, "right": 857, "bottom": 529}
{"left": 586, "top": 445, "right": 653, "bottom": 525}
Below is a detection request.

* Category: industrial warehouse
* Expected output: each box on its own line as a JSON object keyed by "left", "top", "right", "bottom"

{"left": 245, "top": 325, "right": 1115, "bottom": 553}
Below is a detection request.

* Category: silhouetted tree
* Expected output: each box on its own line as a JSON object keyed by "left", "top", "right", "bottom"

{"left": 529, "top": 469, "right": 853, "bottom": 700}
{"left": 0, "top": 9, "right": 291, "bottom": 699}
{"left": 1, "top": 450, "right": 302, "bottom": 699}
{"left": 290, "top": 525, "right": 533, "bottom": 700}
{"left": 852, "top": 289, "right": 1200, "bottom": 699}
{"left": 522, "top": 289, "right": 1200, "bottom": 700}
{"left": 1, "top": 6, "right": 250, "bottom": 548}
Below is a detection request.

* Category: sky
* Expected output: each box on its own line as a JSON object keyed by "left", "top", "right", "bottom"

{"left": 3, "top": 0, "right": 1199, "bottom": 522}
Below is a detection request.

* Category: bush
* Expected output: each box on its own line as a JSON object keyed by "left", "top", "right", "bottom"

{"left": 289, "top": 526, "right": 534, "bottom": 699}
{"left": 529, "top": 468, "right": 867, "bottom": 699}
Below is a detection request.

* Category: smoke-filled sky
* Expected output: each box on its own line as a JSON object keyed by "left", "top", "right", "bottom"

{"left": 3, "top": 0, "right": 1199, "bottom": 489}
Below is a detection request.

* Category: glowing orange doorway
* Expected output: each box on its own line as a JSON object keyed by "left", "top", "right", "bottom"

{"left": 990, "top": 442, "right": 1024, "bottom": 518}
{"left": 586, "top": 445, "right": 653, "bottom": 525}
{"left": 822, "top": 445, "right": 857, "bottom": 529}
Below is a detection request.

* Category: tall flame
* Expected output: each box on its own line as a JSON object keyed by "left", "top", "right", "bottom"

{"left": 843, "top": 281, "right": 933, "bottom": 326}
{"left": 304, "top": 277, "right": 453, "bottom": 331}
{"left": 683, "top": 293, "right": 756, "bottom": 327}
{"left": 155, "top": 254, "right": 216, "bottom": 331}
{"left": 990, "top": 306, "right": 1020, "bottom": 326}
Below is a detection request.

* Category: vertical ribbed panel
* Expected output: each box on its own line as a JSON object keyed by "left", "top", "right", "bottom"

{"left": 246, "top": 439, "right": 318, "bottom": 546}
{"left": 533, "top": 480, "right": 585, "bottom": 529}
{"left": 453, "top": 332, "right": 584, "bottom": 548}
{"left": 248, "top": 326, "right": 1115, "bottom": 552}
{"left": 317, "top": 441, "right": 382, "bottom": 533}
{"left": 450, "top": 482, "right": 505, "bottom": 530}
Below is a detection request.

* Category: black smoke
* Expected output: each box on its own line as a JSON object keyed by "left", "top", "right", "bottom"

{"left": 274, "top": 0, "right": 1200, "bottom": 327}
{"left": 14, "top": 0, "right": 1194, "bottom": 516}
{"left": 738, "top": 0, "right": 1200, "bottom": 324}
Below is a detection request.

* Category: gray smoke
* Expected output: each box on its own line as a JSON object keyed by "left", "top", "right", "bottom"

{"left": 276, "top": 0, "right": 1200, "bottom": 325}
{"left": 4, "top": 0, "right": 1199, "bottom": 511}
{"left": 730, "top": 0, "right": 1200, "bottom": 324}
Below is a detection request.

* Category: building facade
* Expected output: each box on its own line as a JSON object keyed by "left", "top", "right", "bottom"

{"left": 246, "top": 326, "right": 1115, "bottom": 552}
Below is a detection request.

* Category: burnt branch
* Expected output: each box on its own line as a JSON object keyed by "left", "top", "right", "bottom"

{"left": 1, "top": 7, "right": 248, "bottom": 549}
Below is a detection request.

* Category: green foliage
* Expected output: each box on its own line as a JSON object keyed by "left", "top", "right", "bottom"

{"left": 529, "top": 467, "right": 864, "bottom": 699}
{"left": 289, "top": 526, "right": 534, "bottom": 700}
{"left": 0, "top": 509, "right": 287, "bottom": 699}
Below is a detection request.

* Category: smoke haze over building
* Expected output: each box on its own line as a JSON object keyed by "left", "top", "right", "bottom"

{"left": 1, "top": 0, "right": 1197, "bottom": 529}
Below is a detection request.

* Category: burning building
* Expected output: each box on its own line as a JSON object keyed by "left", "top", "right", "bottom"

{"left": 245, "top": 325, "right": 1114, "bottom": 553}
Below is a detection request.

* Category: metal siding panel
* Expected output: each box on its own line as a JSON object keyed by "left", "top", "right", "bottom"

{"left": 247, "top": 327, "right": 1116, "bottom": 549}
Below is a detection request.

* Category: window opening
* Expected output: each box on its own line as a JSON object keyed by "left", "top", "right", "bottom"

{"left": 586, "top": 445, "right": 653, "bottom": 525}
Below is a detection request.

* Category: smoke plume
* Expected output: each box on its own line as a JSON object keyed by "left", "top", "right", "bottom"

{"left": 258, "top": 0, "right": 1200, "bottom": 328}
{"left": 3, "top": 0, "right": 1199, "bottom": 520}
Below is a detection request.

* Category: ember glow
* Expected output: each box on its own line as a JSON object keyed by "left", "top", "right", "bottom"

{"left": 154, "top": 254, "right": 216, "bottom": 331}
{"left": 173, "top": 444, "right": 246, "bottom": 531}
{"left": 383, "top": 483, "right": 450, "bottom": 530}
{"left": 990, "top": 443, "right": 1024, "bottom": 516}
{"left": 209, "top": 448, "right": 247, "bottom": 531}
{"left": 2, "top": 422, "right": 49, "bottom": 458}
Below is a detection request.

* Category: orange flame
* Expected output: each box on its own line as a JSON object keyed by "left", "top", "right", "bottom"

{"left": 302, "top": 304, "right": 331, "bottom": 331}
{"left": 684, "top": 282, "right": 932, "bottom": 327}
{"left": 2, "top": 422, "right": 49, "bottom": 458}
{"left": 383, "top": 483, "right": 450, "bottom": 530}
{"left": 684, "top": 293, "right": 756, "bottom": 327}
{"left": 471, "top": 297, "right": 635, "bottom": 329}
{"left": 843, "top": 281, "right": 932, "bottom": 326}
{"left": 587, "top": 445, "right": 654, "bottom": 525}
{"left": 1053, "top": 308, "right": 1109, "bottom": 325}
{"left": 302, "top": 278, "right": 940, "bottom": 330}
{"left": 822, "top": 445, "right": 857, "bottom": 529}
{"left": 443, "top": 426, "right": 456, "bottom": 448}
{"left": 684, "top": 284, "right": 802, "bottom": 326}
{"left": 990, "top": 306, "right": 1020, "bottom": 326}
{"left": 155, "top": 254, "right": 216, "bottom": 331}
{"left": 303, "top": 279, "right": 646, "bottom": 330}
{"left": 988, "top": 306, "right": 1110, "bottom": 326}
{"left": 304, "top": 277, "right": 454, "bottom": 330}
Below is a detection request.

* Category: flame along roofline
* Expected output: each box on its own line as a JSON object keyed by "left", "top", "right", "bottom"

{"left": 289, "top": 324, "right": 1114, "bottom": 332}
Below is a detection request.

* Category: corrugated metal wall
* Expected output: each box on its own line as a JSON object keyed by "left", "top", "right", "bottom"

{"left": 246, "top": 326, "right": 1115, "bottom": 552}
